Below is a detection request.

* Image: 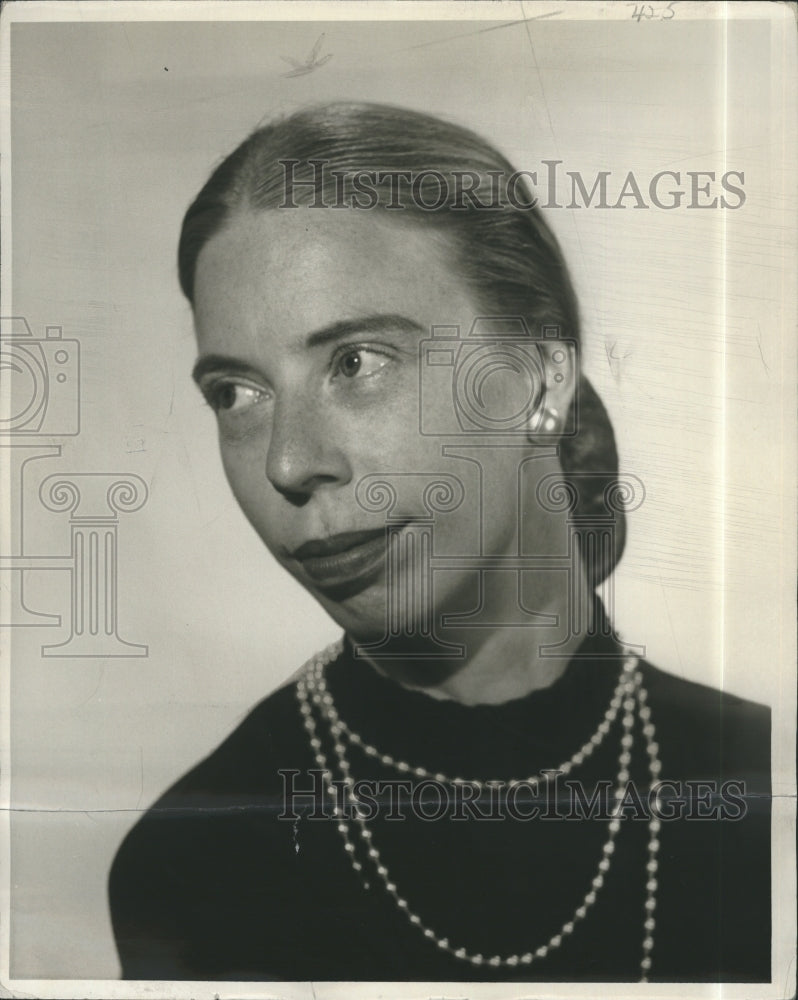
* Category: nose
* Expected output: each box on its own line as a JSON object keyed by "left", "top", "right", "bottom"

{"left": 265, "top": 395, "right": 352, "bottom": 503}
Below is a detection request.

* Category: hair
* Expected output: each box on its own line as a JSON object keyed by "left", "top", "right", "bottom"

{"left": 178, "top": 101, "right": 625, "bottom": 585}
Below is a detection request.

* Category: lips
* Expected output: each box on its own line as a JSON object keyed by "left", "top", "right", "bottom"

{"left": 291, "top": 528, "right": 393, "bottom": 596}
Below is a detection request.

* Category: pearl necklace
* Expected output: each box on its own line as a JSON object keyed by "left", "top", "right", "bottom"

{"left": 295, "top": 639, "right": 662, "bottom": 981}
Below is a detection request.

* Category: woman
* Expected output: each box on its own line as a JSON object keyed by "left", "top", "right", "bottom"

{"left": 109, "top": 102, "right": 770, "bottom": 983}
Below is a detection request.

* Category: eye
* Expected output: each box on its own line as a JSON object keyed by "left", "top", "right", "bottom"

{"left": 202, "top": 379, "right": 265, "bottom": 414}
{"left": 334, "top": 347, "right": 390, "bottom": 380}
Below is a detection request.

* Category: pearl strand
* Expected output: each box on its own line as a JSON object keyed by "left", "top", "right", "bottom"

{"left": 308, "top": 652, "right": 637, "bottom": 786}
{"left": 636, "top": 670, "right": 661, "bottom": 982}
{"left": 294, "top": 640, "right": 661, "bottom": 981}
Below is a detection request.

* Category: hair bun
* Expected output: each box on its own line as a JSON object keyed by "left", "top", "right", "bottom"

{"left": 558, "top": 375, "right": 626, "bottom": 587}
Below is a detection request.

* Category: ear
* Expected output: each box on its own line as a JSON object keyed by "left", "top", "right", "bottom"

{"left": 527, "top": 340, "right": 578, "bottom": 437}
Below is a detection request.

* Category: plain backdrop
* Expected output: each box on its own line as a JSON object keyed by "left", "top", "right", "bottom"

{"left": 2, "top": 4, "right": 796, "bottom": 985}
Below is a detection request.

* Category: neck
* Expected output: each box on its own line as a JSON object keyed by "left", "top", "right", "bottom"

{"left": 352, "top": 563, "right": 596, "bottom": 706}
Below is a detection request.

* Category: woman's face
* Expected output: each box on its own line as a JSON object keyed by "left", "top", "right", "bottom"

{"left": 192, "top": 208, "right": 568, "bottom": 643}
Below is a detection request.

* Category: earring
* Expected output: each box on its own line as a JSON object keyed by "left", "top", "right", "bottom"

{"left": 542, "top": 407, "right": 559, "bottom": 433}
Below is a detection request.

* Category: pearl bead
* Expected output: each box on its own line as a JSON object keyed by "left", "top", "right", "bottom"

{"left": 599, "top": 858, "right": 610, "bottom": 872}
{"left": 647, "top": 878, "right": 658, "bottom": 892}
{"left": 563, "top": 922, "right": 574, "bottom": 935}
{"left": 507, "top": 955, "right": 519, "bottom": 966}
{"left": 641, "top": 956, "right": 652, "bottom": 970}
{"left": 646, "top": 859, "right": 658, "bottom": 873}
{"left": 410, "top": 914, "right": 421, "bottom": 925}
{"left": 423, "top": 928, "right": 435, "bottom": 939}
{"left": 472, "top": 955, "right": 483, "bottom": 965}
{"left": 550, "top": 935, "right": 561, "bottom": 949}
{"left": 397, "top": 898, "right": 407, "bottom": 909}
{"left": 643, "top": 935, "right": 654, "bottom": 951}
{"left": 376, "top": 865, "right": 387, "bottom": 877}
{"left": 603, "top": 840, "right": 615, "bottom": 855}
{"left": 576, "top": 906, "right": 587, "bottom": 919}
{"left": 645, "top": 917, "right": 656, "bottom": 931}
{"left": 488, "top": 956, "right": 501, "bottom": 967}
{"left": 585, "top": 891, "right": 596, "bottom": 905}
{"left": 649, "top": 839, "right": 660, "bottom": 853}
{"left": 592, "top": 874, "right": 604, "bottom": 890}
{"left": 438, "top": 939, "right": 449, "bottom": 950}
{"left": 645, "top": 898, "right": 657, "bottom": 911}
{"left": 520, "top": 953, "right": 532, "bottom": 964}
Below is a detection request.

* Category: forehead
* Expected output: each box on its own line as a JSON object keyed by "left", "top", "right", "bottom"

{"left": 192, "top": 208, "right": 475, "bottom": 350}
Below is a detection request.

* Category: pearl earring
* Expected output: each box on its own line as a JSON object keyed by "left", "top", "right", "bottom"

{"left": 542, "top": 407, "right": 559, "bottom": 433}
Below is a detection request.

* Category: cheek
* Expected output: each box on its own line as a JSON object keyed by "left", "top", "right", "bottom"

{"left": 218, "top": 443, "right": 279, "bottom": 542}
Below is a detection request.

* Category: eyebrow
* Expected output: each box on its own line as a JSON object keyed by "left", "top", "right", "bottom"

{"left": 192, "top": 355, "right": 262, "bottom": 385}
{"left": 305, "top": 313, "right": 426, "bottom": 347}
{"left": 192, "top": 313, "right": 426, "bottom": 384}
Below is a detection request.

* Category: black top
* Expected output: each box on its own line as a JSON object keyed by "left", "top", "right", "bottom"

{"left": 109, "top": 632, "right": 771, "bottom": 982}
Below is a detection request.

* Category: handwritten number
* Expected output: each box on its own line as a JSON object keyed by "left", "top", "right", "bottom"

{"left": 629, "top": 1, "right": 677, "bottom": 19}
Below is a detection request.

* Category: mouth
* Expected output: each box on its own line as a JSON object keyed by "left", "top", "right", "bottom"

{"left": 291, "top": 527, "right": 402, "bottom": 599}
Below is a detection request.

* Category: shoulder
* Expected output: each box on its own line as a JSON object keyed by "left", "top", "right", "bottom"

{"left": 109, "top": 675, "right": 312, "bottom": 978}
{"left": 114, "top": 673, "right": 309, "bottom": 839}
{"left": 638, "top": 659, "right": 770, "bottom": 788}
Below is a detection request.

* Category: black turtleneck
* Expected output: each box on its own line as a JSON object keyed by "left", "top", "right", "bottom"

{"left": 109, "top": 631, "right": 770, "bottom": 982}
